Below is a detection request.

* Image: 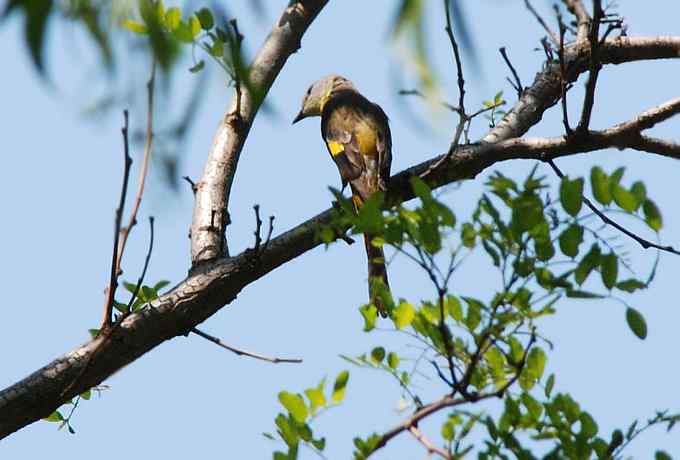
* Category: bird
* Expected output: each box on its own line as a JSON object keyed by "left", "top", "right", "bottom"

{"left": 293, "top": 75, "right": 393, "bottom": 317}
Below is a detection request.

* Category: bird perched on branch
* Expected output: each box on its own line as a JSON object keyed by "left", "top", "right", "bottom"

{"left": 293, "top": 75, "right": 393, "bottom": 316}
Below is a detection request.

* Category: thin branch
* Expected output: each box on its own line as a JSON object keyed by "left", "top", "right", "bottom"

{"left": 116, "top": 60, "right": 156, "bottom": 277}
{"left": 101, "top": 110, "right": 133, "bottom": 328}
{"left": 444, "top": 0, "right": 467, "bottom": 150}
{"left": 499, "top": 47, "right": 523, "bottom": 98}
{"left": 125, "top": 217, "right": 156, "bottom": 312}
{"left": 576, "top": 0, "right": 603, "bottom": 133}
{"left": 408, "top": 425, "right": 451, "bottom": 459}
{"left": 253, "top": 204, "right": 263, "bottom": 251}
{"left": 183, "top": 176, "right": 197, "bottom": 194}
{"left": 545, "top": 159, "right": 680, "bottom": 255}
{"left": 556, "top": 6, "right": 573, "bottom": 135}
{"left": 524, "top": 0, "right": 560, "bottom": 45}
{"left": 191, "top": 328, "right": 302, "bottom": 364}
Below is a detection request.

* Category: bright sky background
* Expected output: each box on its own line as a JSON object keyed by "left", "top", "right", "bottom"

{"left": 2, "top": 1, "right": 679, "bottom": 458}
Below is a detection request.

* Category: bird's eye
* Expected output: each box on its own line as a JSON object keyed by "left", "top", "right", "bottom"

{"left": 306, "top": 86, "right": 312, "bottom": 96}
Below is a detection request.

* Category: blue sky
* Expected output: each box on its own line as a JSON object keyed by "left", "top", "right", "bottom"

{"left": 2, "top": 1, "right": 679, "bottom": 458}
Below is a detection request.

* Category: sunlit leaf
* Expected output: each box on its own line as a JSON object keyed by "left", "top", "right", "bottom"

{"left": 278, "top": 391, "right": 308, "bottom": 424}
{"left": 332, "top": 370, "right": 350, "bottom": 403}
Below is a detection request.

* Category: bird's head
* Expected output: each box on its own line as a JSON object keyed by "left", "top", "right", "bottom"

{"left": 292, "top": 75, "right": 354, "bottom": 124}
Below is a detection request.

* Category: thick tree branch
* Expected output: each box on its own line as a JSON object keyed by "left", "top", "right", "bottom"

{"left": 482, "top": 36, "right": 680, "bottom": 144}
{"left": 190, "top": 0, "right": 329, "bottom": 267}
{"left": 2, "top": 35, "right": 679, "bottom": 439}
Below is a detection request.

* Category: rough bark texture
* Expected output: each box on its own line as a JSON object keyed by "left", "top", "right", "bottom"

{"left": 1, "top": 33, "right": 680, "bottom": 439}
{"left": 190, "top": 0, "right": 329, "bottom": 265}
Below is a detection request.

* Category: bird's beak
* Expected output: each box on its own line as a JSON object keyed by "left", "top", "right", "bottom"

{"left": 292, "top": 110, "right": 305, "bottom": 124}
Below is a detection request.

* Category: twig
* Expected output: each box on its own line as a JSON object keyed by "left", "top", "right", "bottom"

{"left": 576, "top": 0, "right": 603, "bottom": 133}
{"left": 228, "top": 19, "right": 244, "bottom": 118}
{"left": 191, "top": 328, "right": 302, "bottom": 364}
{"left": 183, "top": 176, "right": 197, "bottom": 194}
{"left": 444, "top": 0, "right": 466, "bottom": 149}
{"left": 264, "top": 216, "right": 275, "bottom": 249}
{"left": 408, "top": 426, "right": 451, "bottom": 459}
{"left": 524, "top": 0, "right": 560, "bottom": 45}
{"left": 499, "top": 47, "right": 523, "bottom": 98}
{"left": 398, "top": 89, "right": 461, "bottom": 114}
{"left": 545, "top": 159, "right": 680, "bottom": 255}
{"left": 101, "top": 111, "right": 133, "bottom": 328}
{"left": 125, "top": 217, "right": 156, "bottom": 312}
{"left": 116, "top": 60, "right": 156, "bottom": 277}
{"left": 556, "top": 7, "right": 573, "bottom": 135}
{"left": 437, "top": 288, "right": 458, "bottom": 390}
{"left": 253, "top": 204, "right": 263, "bottom": 251}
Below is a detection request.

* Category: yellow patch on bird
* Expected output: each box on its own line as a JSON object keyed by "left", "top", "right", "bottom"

{"left": 355, "top": 124, "right": 378, "bottom": 156}
{"left": 327, "top": 141, "right": 345, "bottom": 156}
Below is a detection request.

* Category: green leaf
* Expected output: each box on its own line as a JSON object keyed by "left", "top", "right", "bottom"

{"left": 463, "top": 297, "right": 483, "bottom": 332}
{"left": 446, "top": 295, "right": 463, "bottom": 322}
{"left": 387, "top": 352, "right": 400, "bottom": 369}
{"left": 566, "top": 289, "right": 604, "bottom": 299}
{"left": 521, "top": 393, "right": 543, "bottom": 420}
{"left": 356, "top": 193, "right": 384, "bottom": 234}
{"left": 560, "top": 177, "right": 584, "bottom": 217}
{"left": 612, "top": 184, "right": 637, "bottom": 212}
{"left": 630, "top": 181, "right": 647, "bottom": 208}
{"left": 626, "top": 307, "right": 647, "bottom": 340}
{"left": 164, "top": 7, "right": 181, "bottom": 30}
{"left": 275, "top": 414, "right": 298, "bottom": 448}
{"left": 461, "top": 223, "right": 476, "bottom": 248}
{"left": 360, "top": 304, "right": 378, "bottom": 332}
{"left": 304, "top": 384, "right": 326, "bottom": 416}
{"left": 189, "top": 15, "right": 201, "bottom": 38}
{"left": 4, "top": 0, "right": 55, "bottom": 75}
{"left": 558, "top": 224, "right": 584, "bottom": 258}
{"left": 643, "top": 199, "right": 663, "bottom": 231}
{"left": 189, "top": 60, "right": 205, "bottom": 73}
{"left": 332, "top": 370, "right": 350, "bottom": 403}
{"left": 655, "top": 451, "right": 673, "bottom": 460}
{"left": 393, "top": 301, "right": 415, "bottom": 329}
{"left": 196, "top": 8, "right": 214, "bottom": 30}
{"left": 590, "top": 167, "right": 612, "bottom": 205}
{"left": 511, "top": 194, "right": 544, "bottom": 235}
{"left": 278, "top": 392, "right": 308, "bottom": 424}
{"left": 616, "top": 278, "right": 647, "bottom": 293}
{"left": 600, "top": 253, "right": 618, "bottom": 289}
{"left": 80, "top": 389, "right": 91, "bottom": 400}
{"left": 545, "top": 374, "right": 555, "bottom": 398}
{"left": 88, "top": 328, "right": 100, "bottom": 338}
{"left": 579, "top": 412, "right": 598, "bottom": 438}
{"left": 44, "top": 410, "right": 63, "bottom": 422}
{"left": 527, "top": 347, "right": 547, "bottom": 380}
{"left": 610, "top": 166, "right": 625, "bottom": 186}
{"left": 122, "top": 19, "right": 148, "bottom": 34}
{"left": 154, "top": 280, "right": 170, "bottom": 291}
{"left": 575, "top": 244, "right": 601, "bottom": 285}
{"left": 370, "top": 347, "right": 386, "bottom": 364}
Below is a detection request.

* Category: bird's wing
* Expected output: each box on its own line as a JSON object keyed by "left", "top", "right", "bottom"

{"left": 322, "top": 116, "right": 365, "bottom": 186}
{"left": 371, "top": 102, "right": 392, "bottom": 192}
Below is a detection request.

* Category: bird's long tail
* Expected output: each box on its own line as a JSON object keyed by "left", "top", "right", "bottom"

{"left": 364, "top": 233, "right": 390, "bottom": 317}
